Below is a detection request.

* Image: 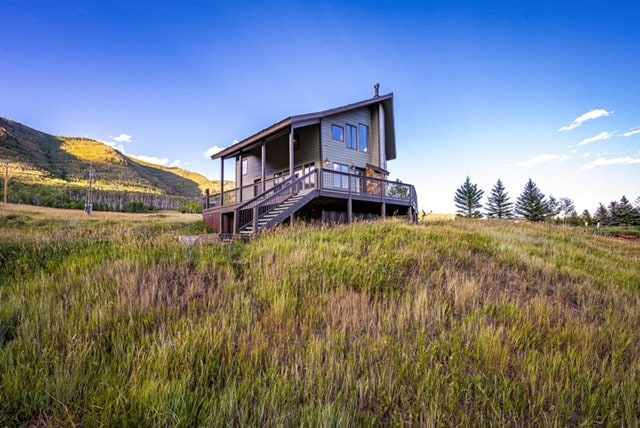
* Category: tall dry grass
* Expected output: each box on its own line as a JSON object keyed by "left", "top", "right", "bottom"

{"left": 1, "top": 207, "right": 638, "bottom": 426}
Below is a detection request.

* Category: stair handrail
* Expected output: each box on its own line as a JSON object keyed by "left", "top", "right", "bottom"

{"left": 236, "top": 174, "right": 297, "bottom": 212}
{"left": 236, "top": 169, "right": 317, "bottom": 233}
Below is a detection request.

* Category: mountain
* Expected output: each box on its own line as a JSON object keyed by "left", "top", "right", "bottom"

{"left": 0, "top": 117, "right": 224, "bottom": 198}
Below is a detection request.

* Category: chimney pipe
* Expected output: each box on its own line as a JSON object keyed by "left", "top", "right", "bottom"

{"left": 374, "top": 82, "right": 380, "bottom": 97}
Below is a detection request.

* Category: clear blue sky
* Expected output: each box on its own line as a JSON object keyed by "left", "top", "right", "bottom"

{"left": 2, "top": 0, "right": 639, "bottom": 213}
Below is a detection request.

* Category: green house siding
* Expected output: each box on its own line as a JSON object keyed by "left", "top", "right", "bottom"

{"left": 235, "top": 124, "right": 321, "bottom": 194}
{"left": 321, "top": 106, "right": 383, "bottom": 171}
{"left": 261, "top": 125, "right": 320, "bottom": 177}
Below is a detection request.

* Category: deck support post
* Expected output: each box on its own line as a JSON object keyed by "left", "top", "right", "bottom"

{"left": 289, "top": 129, "right": 294, "bottom": 178}
{"left": 220, "top": 158, "right": 224, "bottom": 207}
{"left": 205, "top": 189, "right": 210, "bottom": 210}
{"left": 347, "top": 198, "right": 353, "bottom": 224}
{"left": 381, "top": 201, "right": 386, "bottom": 219}
{"left": 261, "top": 140, "right": 266, "bottom": 193}
{"left": 238, "top": 154, "right": 243, "bottom": 202}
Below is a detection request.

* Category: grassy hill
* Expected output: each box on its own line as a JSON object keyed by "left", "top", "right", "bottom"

{"left": 0, "top": 117, "right": 227, "bottom": 198}
{"left": 0, "top": 205, "right": 638, "bottom": 426}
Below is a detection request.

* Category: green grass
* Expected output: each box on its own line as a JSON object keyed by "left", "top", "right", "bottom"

{"left": 1, "top": 207, "right": 638, "bottom": 426}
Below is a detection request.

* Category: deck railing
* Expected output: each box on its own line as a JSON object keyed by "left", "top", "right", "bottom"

{"left": 237, "top": 169, "right": 318, "bottom": 233}
{"left": 202, "top": 175, "right": 286, "bottom": 210}
{"left": 203, "top": 168, "right": 418, "bottom": 218}
{"left": 320, "top": 169, "right": 416, "bottom": 202}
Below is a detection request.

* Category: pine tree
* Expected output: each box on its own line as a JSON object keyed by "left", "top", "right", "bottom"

{"left": 593, "top": 203, "right": 609, "bottom": 225}
{"left": 485, "top": 179, "right": 513, "bottom": 218}
{"left": 580, "top": 209, "right": 592, "bottom": 225}
{"left": 453, "top": 176, "right": 484, "bottom": 218}
{"left": 610, "top": 196, "right": 640, "bottom": 225}
{"left": 515, "top": 179, "right": 550, "bottom": 221}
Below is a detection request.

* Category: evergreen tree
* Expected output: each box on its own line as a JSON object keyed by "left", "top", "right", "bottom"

{"left": 580, "top": 209, "right": 592, "bottom": 225}
{"left": 454, "top": 176, "right": 484, "bottom": 218}
{"left": 607, "top": 200, "right": 620, "bottom": 225}
{"left": 610, "top": 196, "right": 640, "bottom": 225}
{"left": 485, "top": 179, "right": 513, "bottom": 218}
{"left": 593, "top": 203, "right": 609, "bottom": 225}
{"left": 515, "top": 179, "right": 550, "bottom": 221}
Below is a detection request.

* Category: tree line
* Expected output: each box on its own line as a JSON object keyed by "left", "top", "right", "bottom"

{"left": 454, "top": 177, "right": 640, "bottom": 226}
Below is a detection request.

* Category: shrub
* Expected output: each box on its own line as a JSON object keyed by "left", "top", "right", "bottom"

{"left": 179, "top": 201, "right": 202, "bottom": 214}
{"left": 123, "top": 201, "right": 151, "bottom": 213}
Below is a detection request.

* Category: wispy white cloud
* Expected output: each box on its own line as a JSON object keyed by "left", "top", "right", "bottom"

{"left": 112, "top": 133, "right": 133, "bottom": 143}
{"left": 169, "top": 159, "right": 182, "bottom": 167}
{"left": 129, "top": 154, "right": 169, "bottom": 165}
{"left": 101, "top": 139, "right": 126, "bottom": 152}
{"left": 515, "top": 154, "right": 566, "bottom": 168}
{"left": 558, "top": 108, "right": 613, "bottom": 132}
{"left": 582, "top": 152, "right": 592, "bottom": 158}
{"left": 572, "top": 131, "right": 613, "bottom": 147}
{"left": 580, "top": 154, "right": 640, "bottom": 170}
{"left": 622, "top": 127, "right": 640, "bottom": 138}
{"left": 203, "top": 145, "right": 224, "bottom": 158}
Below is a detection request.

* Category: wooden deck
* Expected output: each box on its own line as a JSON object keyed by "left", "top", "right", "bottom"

{"left": 203, "top": 168, "right": 417, "bottom": 235}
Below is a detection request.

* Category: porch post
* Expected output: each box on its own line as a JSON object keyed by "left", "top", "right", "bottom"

{"left": 347, "top": 198, "right": 353, "bottom": 224}
{"left": 220, "top": 157, "right": 224, "bottom": 207}
{"left": 238, "top": 155, "right": 243, "bottom": 202}
{"left": 261, "top": 140, "right": 266, "bottom": 193}
{"left": 381, "top": 201, "right": 386, "bottom": 219}
{"left": 289, "top": 128, "right": 294, "bottom": 178}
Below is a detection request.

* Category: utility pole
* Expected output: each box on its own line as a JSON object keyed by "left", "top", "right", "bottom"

{"left": 85, "top": 164, "right": 96, "bottom": 215}
{"left": 2, "top": 160, "right": 8, "bottom": 204}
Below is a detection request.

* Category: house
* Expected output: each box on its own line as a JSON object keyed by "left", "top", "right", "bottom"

{"left": 202, "top": 85, "right": 418, "bottom": 236}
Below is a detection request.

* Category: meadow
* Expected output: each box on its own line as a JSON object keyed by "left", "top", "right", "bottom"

{"left": 1, "top": 204, "right": 638, "bottom": 426}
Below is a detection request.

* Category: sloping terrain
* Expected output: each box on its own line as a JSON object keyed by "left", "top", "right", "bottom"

{"left": 0, "top": 209, "right": 638, "bottom": 426}
{"left": 0, "top": 117, "right": 223, "bottom": 197}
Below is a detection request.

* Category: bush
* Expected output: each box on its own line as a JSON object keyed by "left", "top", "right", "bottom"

{"left": 123, "top": 201, "right": 151, "bottom": 213}
{"left": 179, "top": 201, "right": 202, "bottom": 214}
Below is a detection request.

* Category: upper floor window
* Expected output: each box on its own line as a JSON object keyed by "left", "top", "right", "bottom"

{"left": 359, "top": 124, "right": 368, "bottom": 152}
{"left": 346, "top": 124, "right": 357, "bottom": 150}
{"left": 331, "top": 124, "right": 344, "bottom": 142}
{"left": 241, "top": 159, "right": 248, "bottom": 175}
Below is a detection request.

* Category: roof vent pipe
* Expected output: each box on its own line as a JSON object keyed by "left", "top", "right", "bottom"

{"left": 374, "top": 82, "right": 380, "bottom": 97}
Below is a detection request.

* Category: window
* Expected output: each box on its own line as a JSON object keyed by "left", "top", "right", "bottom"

{"left": 241, "top": 159, "right": 248, "bottom": 175}
{"left": 359, "top": 124, "right": 368, "bottom": 152}
{"left": 346, "top": 124, "right": 357, "bottom": 150}
{"left": 333, "top": 163, "right": 349, "bottom": 189}
{"left": 331, "top": 124, "right": 344, "bottom": 142}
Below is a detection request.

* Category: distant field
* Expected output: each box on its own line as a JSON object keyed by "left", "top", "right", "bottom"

{"left": 0, "top": 202, "right": 202, "bottom": 222}
{"left": 1, "top": 205, "right": 638, "bottom": 426}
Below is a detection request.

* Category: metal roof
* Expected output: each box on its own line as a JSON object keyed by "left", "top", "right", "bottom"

{"left": 212, "top": 93, "right": 396, "bottom": 160}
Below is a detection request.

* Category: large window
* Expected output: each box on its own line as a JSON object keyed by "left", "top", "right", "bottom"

{"left": 241, "top": 159, "right": 248, "bottom": 175}
{"left": 331, "top": 124, "right": 344, "bottom": 142}
{"left": 359, "top": 124, "right": 368, "bottom": 152}
{"left": 333, "top": 163, "right": 349, "bottom": 189}
{"left": 346, "top": 124, "right": 357, "bottom": 150}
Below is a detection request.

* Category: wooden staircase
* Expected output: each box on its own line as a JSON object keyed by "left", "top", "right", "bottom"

{"left": 238, "top": 192, "right": 312, "bottom": 237}
{"left": 235, "top": 169, "right": 318, "bottom": 236}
